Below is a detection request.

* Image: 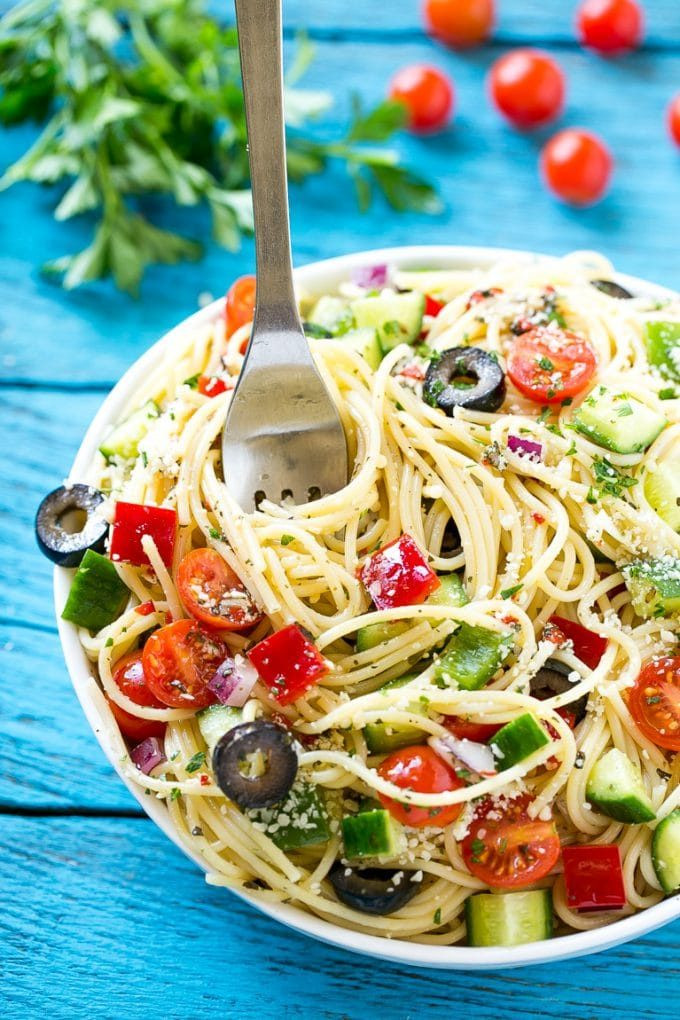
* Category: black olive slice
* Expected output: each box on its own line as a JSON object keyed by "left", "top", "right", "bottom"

{"left": 303, "top": 321, "right": 333, "bottom": 339}
{"left": 328, "top": 863, "right": 420, "bottom": 915}
{"left": 212, "top": 720, "right": 298, "bottom": 810}
{"left": 530, "top": 658, "right": 588, "bottom": 723}
{"left": 35, "top": 484, "right": 108, "bottom": 567}
{"left": 591, "top": 279, "right": 634, "bottom": 300}
{"left": 424, "top": 347, "right": 506, "bottom": 415}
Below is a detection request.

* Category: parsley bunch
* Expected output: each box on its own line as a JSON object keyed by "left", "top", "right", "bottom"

{"left": 0, "top": 0, "right": 439, "bottom": 294}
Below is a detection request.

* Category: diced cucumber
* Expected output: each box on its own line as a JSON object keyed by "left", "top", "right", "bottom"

{"left": 586, "top": 748, "right": 656, "bottom": 823}
{"left": 622, "top": 556, "right": 680, "bottom": 618}
{"left": 351, "top": 290, "right": 425, "bottom": 352}
{"left": 465, "top": 889, "right": 553, "bottom": 947}
{"left": 342, "top": 808, "right": 406, "bottom": 861}
{"left": 573, "top": 388, "right": 666, "bottom": 454}
{"left": 646, "top": 321, "right": 680, "bottom": 381}
{"left": 99, "top": 400, "right": 160, "bottom": 462}
{"left": 426, "top": 572, "right": 469, "bottom": 609}
{"left": 644, "top": 448, "right": 680, "bottom": 532}
{"left": 364, "top": 709, "right": 426, "bottom": 754}
{"left": 61, "top": 549, "right": 129, "bottom": 631}
{"left": 342, "top": 328, "right": 383, "bottom": 371}
{"left": 248, "top": 782, "right": 330, "bottom": 851}
{"left": 491, "top": 713, "right": 550, "bottom": 770}
{"left": 652, "top": 808, "right": 680, "bottom": 893}
{"left": 380, "top": 671, "right": 421, "bottom": 690}
{"left": 308, "top": 295, "right": 354, "bottom": 336}
{"left": 435, "top": 624, "right": 513, "bottom": 691}
{"left": 197, "top": 704, "right": 243, "bottom": 757}
{"left": 356, "top": 621, "right": 410, "bottom": 652}
{"left": 356, "top": 573, "right": 468, "bottom": 652}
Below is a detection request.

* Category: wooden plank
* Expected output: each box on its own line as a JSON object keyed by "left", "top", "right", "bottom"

{"left": 3, "top": 814, "right": 680, "bottom": 1019}
{"left": 2, "top": 41, "right": 680, "bottom": 387}
{"left": 0, "top": 623, "right": 137, "bottom": 810}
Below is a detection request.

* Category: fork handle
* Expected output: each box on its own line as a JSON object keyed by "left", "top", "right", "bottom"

{"left": 234, "top": 0, "right": 303, "bottom": 340}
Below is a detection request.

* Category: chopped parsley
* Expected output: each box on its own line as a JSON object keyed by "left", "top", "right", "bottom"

{"left": 280, "top": 534, "right": 296, "bottom": 546}
{"left": 592, "top": 456, "right": 638, "bottom": 500}
{"left": 500, "top": 583, "right": 523, "bottom": 599}
{"left": 566, "top": 440, "right": 577, "bottom": 456}
{"left": 537, "top": 406, "right": 551, "bottom": 424}
{"left": 170, "top": 787, "right": 182, "bottom": 801}
{"left": 424, "top": 378, "right": 445, "bottom": 407}
{"left": 433, "top": 908, "right": 442, "bottom": 926}
{"left": 105, "top": 637, "right": 114, "bottom": 647}
{"left": 470, "top": 837, "right": 486, "bottom": 863}
{"left": 537, "top": 355, "right": 554, "bottom": 371}
{"left": 659, "top": 387, "right": 677, "bottom": 400}
{"left": 185, "top": 751, "right": 206, "bottom": 773}
{"left": 209, "top": 527, "right": 221, "bottom": 540}
{"left": 183, "top": 373, "right": 200, "bottom": 389}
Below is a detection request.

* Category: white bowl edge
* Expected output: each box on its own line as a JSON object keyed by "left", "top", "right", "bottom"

{"left": 54, "top": 244, "right": 680, "bottom": 970}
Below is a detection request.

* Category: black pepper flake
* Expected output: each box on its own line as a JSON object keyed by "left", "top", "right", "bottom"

{"left": 191, "top": 825, "right": 204, "bottom": 836}
{"left": 574, "top": 751, "right": 586, "bottom": 770}
{"left": 657, "top": 768, "right": 672, "bottom": 781}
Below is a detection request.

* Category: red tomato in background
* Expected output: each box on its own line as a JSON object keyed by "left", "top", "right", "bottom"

{"left": 443, "top": 716, "right": 502, "bottom": 743}
{"left": 423, "top": 0, "right": 494, "bottom": 49}
{"left": 226, "top": 275, "right": 256, "bottom": 338}
{"left": 378, "top": 745, "right": 465, "bottom": 828}
{"left": 108, "top": 652, "right": 167, "bottom": 742}
{"left": 142, "top": 619, "right": 227, "bottom": 709}
{"left": 540, "top": 128, "right": 613, "bottom": 206}
{"left": 628, "top": 656, "right": 680, "bottom": 752}
{"left": 668, "top": 94, "right": 680, "bottom": 148}
{"left": 461, "top": 793, "right": 561, "bottom": 888}
{"left": 488, "top": 49, "right": 565, "bottom": 129}
{"left": 576, "top": 0, "right": 644, "bottom": 56}
{"left": 177, "top": 548, "right": 263, "bottom": 631}
{"left": 506, "top": 326, "right": 597, "bottom": 404}
{"left": 389, "top": 64, "right": 454, "bottom": 133}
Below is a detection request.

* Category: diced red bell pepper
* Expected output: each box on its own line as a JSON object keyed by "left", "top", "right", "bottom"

{"left": 110, "top": 502, "right": 177, "bottom": 570}
{"left": 425, "top": 294, "right": 445, "bottom": 318}
{"left": 198, "top": 375, "right": 231, "bottom": 398}
{"left": 135, "top": 600, "right": 156, "bottom": 616}
{"left": 562, "top": 844, "right": 627, "bottom": 912}
{"left": 548, "top": 615, "right": 607, "bottom": 671}
{"left": 359, "top": 534, "right": 440, "bottom": 611}
{"left": 247, "top": 624, "right": 329, "bottom": 705}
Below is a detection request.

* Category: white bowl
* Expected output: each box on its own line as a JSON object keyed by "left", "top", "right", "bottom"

{"left": 55, "top": 245, "right": 680, "bottom": 970}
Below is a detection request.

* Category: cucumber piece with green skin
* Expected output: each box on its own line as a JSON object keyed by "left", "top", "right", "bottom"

{"left": 356, "top": 573, "right": 469, "bottom": 652}
{"left": 465, "top": 889, "right": 553, "bottom": 947}
{"left": 435, "top": 624, "right": 513, "bottom": 691}
{"left": 646, "top": 321, "right": 680, "bottom": 381}
{"left": 380, "top": 671, "right": 421, "bottom": 691}
{"left": 586, "top": 747, "right": 656, "bottom": 823}
{"left": 491, "top": 713, "right": 550, "bottom": 770}
{"left": 644, "top": 449, "right": 680, "bottom": 532}
{"left": 197, "top": 704, "right": 243, "bottom": 757}
{"left": 573, "top": 389, "right": 666, "bottom": 454}
{"left": 308, "top": 295, "right": 354, "bottom": 336}
{"left": 622, "top": 556, "right": 680, "bottom": 618}
{"left": 248, "top": 782, "right": 330, "bottom": 851}
{"left": 342, "top": 328, "right": 383, "bottom": 371}
{"left": 99, "top": 400, "right": 160, "bottom": 462}
{"left": 61, "top": 549, "right": 129, "bottom": 631}
{"left": 351, "top": 290, "right": 425, "bottom": 352}
{"left": 342, "top": 809, "right": 406, "bottom": 861}
{"left": 364, "top": 711, "right": 426, "bottom": 754}
{"left": 652, "top": 808, "right": 680, "bottom": 893}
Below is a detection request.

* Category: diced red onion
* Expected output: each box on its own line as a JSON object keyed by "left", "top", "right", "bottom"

{"left": 131, "top": 736, "right": 165, "bottom": 775}
{"left": 429, "top": 735, "right": 496, "bottom": 777}
{"left": 209, "top": 654, "right": 258, "bottom": 707}
{"left": 508, "top": 435, "right": 543, "bottom": 462}
{"left": 352, "top": 263, "right": 388, "bottom": 289}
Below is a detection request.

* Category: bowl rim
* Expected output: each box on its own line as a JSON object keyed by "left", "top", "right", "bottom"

{"left": 55, "top": 244, "right": 680, "bottom": 970}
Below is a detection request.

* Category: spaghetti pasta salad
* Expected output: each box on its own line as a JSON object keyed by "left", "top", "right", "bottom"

{"left": 39, "top": 252, "right": 680, "bottom": 948}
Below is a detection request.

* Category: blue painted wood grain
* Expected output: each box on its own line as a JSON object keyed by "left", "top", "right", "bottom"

{"left": 2, "top": 1, "right": 680, "bottom": 1015}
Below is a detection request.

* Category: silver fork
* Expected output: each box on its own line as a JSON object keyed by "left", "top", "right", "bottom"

{"left": 222, "top": 0, "right": 348, "bottom": 512}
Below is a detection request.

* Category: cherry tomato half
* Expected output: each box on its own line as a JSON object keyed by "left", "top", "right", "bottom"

{"left": 226, "top": 275, "right": 256, "bottom": 338}
{"left": 198, "top": 375, "right": 230, "bottom": 398}
{"left": 628, "top": 656, "right": 680, "bottom": 752}
{"left": 668, "top": 94, "right": 680, "bottom": 148}
{"left": 378, "top": 745, "right": 465, "bottom": 828}
{"left": 142, "top": 619, "right": 228, "bottom": 709}
{"left": 443, "top": 716, "right": 502, "bottom": 743}
{"left": 488, "top": 49, "right": 565, "bottom": 130}
{"left": 506, "top": 325, "right": 597, "bottom": 404}
{"left": 108, "top": 652, "right": 167, "bottom": 742}
{"left": 540, "top": 128, "right": 613, "bottom": 206}
{"left": 389, "top": 64, "right": 454, "bottom": 134}
{"left": 423, "top": 0, "right": 495, "bottom": 50}
{"left": 460, "top": 793, "right": 561, "bottom": 888}
{"left": 177, "top": 548, "right": 263, "bottom": 632}
{"left": 576, "top": 0, "right": 643, "bottom": 56}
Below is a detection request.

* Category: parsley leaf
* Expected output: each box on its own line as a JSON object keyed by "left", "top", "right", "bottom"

{"left": 280, "top": 534, "right": 296, "bottom": 546}
{"left": 185, "top": 751, "right": 206, "bottom": 774}
{"left": 592, "top": 456, "right": 638, "bottom": 500}
{"left": 500, "top": 583, "right": 523, "bottom": 599}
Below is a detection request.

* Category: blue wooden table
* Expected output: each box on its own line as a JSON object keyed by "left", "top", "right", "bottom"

{"left": 2, "top": 2, "right": 680, "bottom": 1015}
